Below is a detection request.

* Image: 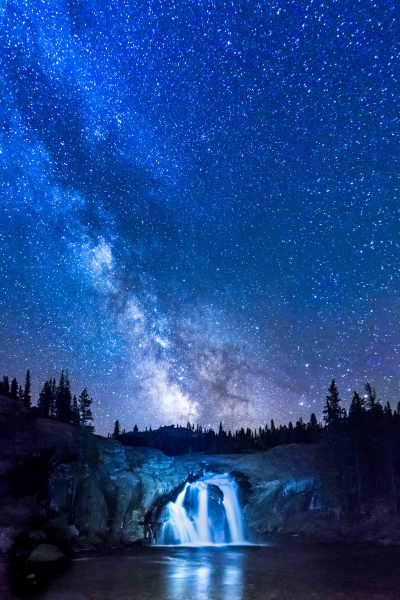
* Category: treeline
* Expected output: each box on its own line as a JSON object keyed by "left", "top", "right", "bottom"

{"left": 0, "top": 369, "right": 93, "bottom": 429}
{"left": 0, "top": 370, "right": 31, "bottom": 409}
{"left": 322, "top": 379, "right": 400, "bottom": 512}
{"left": 115, "top": 378, "right": 400, "bottom": 512}
{"left": 116, "top": 414, "right": 321, "bottom": 456}
{"left": 115, "top": 378, "right": 400, "bottom": 461}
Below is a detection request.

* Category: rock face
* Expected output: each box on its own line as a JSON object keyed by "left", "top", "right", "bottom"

{"left": 176, "top": 446, "right": 323, "bottom": 541}
{"left": 48, "top": 440, "right": 202, "bottom": 543}
{"left": 0, "top": 394, "right": 79, "bottom": 548}
{"left": 206, "top": 484, "right": 228, "bottom": 543}
{"left": 47, "top": 442, "right": 329, "bottom": 544}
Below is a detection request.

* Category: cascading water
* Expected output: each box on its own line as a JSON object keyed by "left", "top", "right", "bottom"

{"left": 156, "top": 472, "right": 246, "bottom": 546}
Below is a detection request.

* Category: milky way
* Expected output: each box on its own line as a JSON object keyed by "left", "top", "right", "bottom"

{"left": 0, "top": 1, "right": 399, "bottom": 434}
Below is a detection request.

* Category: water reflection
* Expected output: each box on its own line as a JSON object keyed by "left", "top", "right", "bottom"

{"left": 15, "top": 545, "right": 400, "bottom": 600}
{"left": 167, "top": 549, "right": 243, "bottom": 600}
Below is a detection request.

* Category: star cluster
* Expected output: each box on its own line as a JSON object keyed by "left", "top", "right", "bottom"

{"left": 0, "top": 0, "right": 399, "bottom": 434}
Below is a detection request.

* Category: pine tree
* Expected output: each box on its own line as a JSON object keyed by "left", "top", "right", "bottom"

{"left": 288, "top": 421, "right": 294, "bottom": 443}
{"left": 323, "top": 379, "right": 344, "bottom": 431}
{"left": 348, "top": 391, "right": 365, "bottom": 429}
{"left": 18, "top": 385, "right": 24, "bottom": 402}
{"left": 113, "top": 420, "right": 120, "bottom": 439}
{"left": 38, "top": 380, "right": 54, "bottom": 418}
{"left": 50, "top": 378, "right": 56, "bottom": 417}
{"left": 23, "top": 369, "right": 31, "bottom": 410}
{"left": 348, "top": 391, "right": 366, "bottom": 513}
{"left": 306, "top": 413, "right": 319, "bottom": 443}
{"left": 55, "top": 370, "right": 72, "bottom": 423}
{"left": 309, "top": 413, "right": 318, "bottom": 428}
{"left": 10, "top": 378, "right": 18, "bottom": 400}
{"left": 78, "top": 388, "right": 93, "bottom": 427}
{"left": 72, "top": 395, "right": 80, "bottom": 426}
{"left": 364, "top": 383, "right": 377, "bottom": 410}
{"left": 0, "top": 375, "right": 10, "bottom": 396}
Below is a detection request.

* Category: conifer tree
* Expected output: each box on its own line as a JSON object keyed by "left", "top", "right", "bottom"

{"left": 288, "top": 420, "right": 294, "bottom": 443}
{"left": 23, "top": 369, "right": 31, "bottom": 410}
{"left": 72, "top": 395, "right": 80, "bottom": 426}
{"left": 364, "top": 383, "right": 378, "bottom": 410}
{"left": 348, "top": 391, "right": 365, "bottom": 428}
{"left": 38, "top": 380, "right": 54, "bottom": 418}
{"left": 348, "top": 391, "right": 365, "bottom": 512}
{"left": 78, "top": 388, "right": 93, "bottom": 427}
{"left": 113, "top": 420, "right": 120, "bottom": 439}
{"left": 50, "top": 378, "right": 56, "bottom": 417}
{"left": 18, "top": 385, "right": 24, "bottom": 402}
{"left": 323, "top": 379, "right": 344, "bottom": 431}
{"left": 306, "top": 413, "right": 319, "bottom": 442}
{"left": 0, "top": 375, "right": 10, "bottom": 396}
{"left": 55, "top": 370, "right": 72, "bottom": 423}
{"left": 10, "top": 377, "right": 18, "bottom": 400}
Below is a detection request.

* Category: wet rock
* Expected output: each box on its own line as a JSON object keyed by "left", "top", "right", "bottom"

{"left": 26, "top": 544, "right": 66, "bottom": 563}
{"left": 207, "top": 484, "right": 227, "bottom": 543}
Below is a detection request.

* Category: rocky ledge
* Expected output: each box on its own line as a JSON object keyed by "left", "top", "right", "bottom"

{"left": 38, "top": 441, "right": 400, "bottom": 547}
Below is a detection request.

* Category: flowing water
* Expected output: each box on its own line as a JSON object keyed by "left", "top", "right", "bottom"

{"left": 157, "top": 472, "right": 245, "bottom": 545}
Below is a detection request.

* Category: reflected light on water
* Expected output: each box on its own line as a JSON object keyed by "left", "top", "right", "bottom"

{"left": 167, "top": 549, "right": 243, "bottom": 600}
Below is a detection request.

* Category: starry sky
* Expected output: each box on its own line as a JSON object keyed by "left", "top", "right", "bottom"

{"left": 1, "top": 0, "right": 399, "bottom": 435}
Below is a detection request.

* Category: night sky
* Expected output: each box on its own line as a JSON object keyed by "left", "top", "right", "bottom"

{"left": 1, "top": 0, "right": 399, "bottom": 435}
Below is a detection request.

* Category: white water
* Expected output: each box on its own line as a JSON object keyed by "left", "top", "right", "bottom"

{"left": 156, "top": 472, "right": 246, "bottom": 546}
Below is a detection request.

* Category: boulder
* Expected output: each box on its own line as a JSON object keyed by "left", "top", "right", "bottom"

{"left": 26, "top": 544, "right": 66, "bottom": 563}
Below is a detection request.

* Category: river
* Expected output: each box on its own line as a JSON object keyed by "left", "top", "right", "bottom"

{"left": 2, "top": 544, "right": 400, "bottom": 600}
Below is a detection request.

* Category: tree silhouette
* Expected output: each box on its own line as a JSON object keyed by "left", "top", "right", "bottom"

{"left": 10, "top": 378, "right": 18, "bottom": 400}
{"left": 72, "top": 395, "right": 80, "bottom": 425}
{"left": 55, "top": 370, "right": 72, "bottom": 423}
{"left": 78, "top": 388, "right": 93, "bottom": 427}
{"left": 113, "top": 420, "right": 120, "bottom": 439}
{"left": 38, "top": 380, "right": 54, "bottom": 418}
{"left": 0, "top": 375, "right": 10, "bottom": 396}
{"left": 23, "top": 369, "right": 31, "bottom": 409}
{"left": 323, "top": 379, "right": 344, "bottom": 431}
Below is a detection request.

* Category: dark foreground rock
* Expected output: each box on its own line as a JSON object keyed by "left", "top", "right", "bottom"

{"left": 26, "top": 544, "right": 66, "bottom": 563}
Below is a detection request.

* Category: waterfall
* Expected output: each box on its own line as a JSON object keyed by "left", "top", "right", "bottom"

{"left": 156, "top": 472, "right": 246, "bottom": 546}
